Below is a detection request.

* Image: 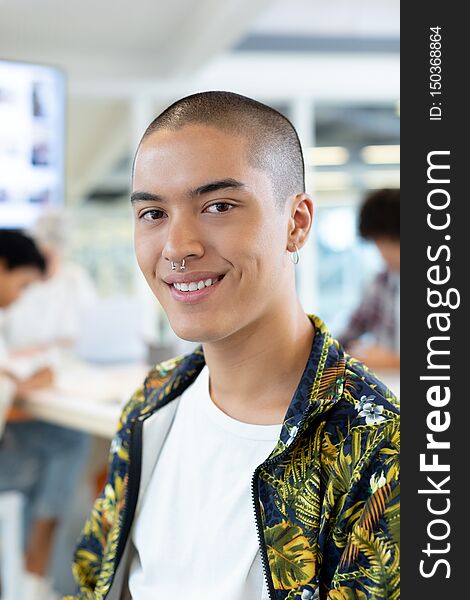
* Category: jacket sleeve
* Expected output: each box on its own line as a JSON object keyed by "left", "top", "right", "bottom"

{"left": 322, "top": 419, "right": 400, "bottom": 600}
{"left": 64, "top": 385, "right": 146, "bottom": 599}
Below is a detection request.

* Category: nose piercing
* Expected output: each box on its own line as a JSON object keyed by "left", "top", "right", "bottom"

{"left": 170, "top": 259, "right": 186, "bottom": 271}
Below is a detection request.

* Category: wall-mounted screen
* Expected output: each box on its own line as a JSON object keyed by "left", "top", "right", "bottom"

{"left": 0, "top": 60, "right": 65, "bottom": 228}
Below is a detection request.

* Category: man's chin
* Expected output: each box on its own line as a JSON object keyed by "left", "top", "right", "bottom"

{"left": 169, "top": 317, "right": 227, "bottom": 345}
{"left": 173, "top": 327, "right": 219, "bottom": 344}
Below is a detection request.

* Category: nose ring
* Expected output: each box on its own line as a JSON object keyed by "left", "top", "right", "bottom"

{"left": 170, "top": 259, "right": 186, "bottom": 271}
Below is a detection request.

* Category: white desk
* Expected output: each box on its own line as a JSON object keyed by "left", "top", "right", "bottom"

{"left": 23, "top": 362, "right": 149, "bottom": 439}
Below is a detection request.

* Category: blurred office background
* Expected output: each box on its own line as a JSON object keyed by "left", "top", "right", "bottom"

{"left": 0, "top": 0, "right": 399, "bottom": 595}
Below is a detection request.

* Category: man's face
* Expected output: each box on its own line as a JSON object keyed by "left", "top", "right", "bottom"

{"left": 374, "top": 237, "right": 400, "bottom": 272}
{"left": 132, "top": 125, "right": 295, "bottom": 343}
{"left": 0, "top": 263, "right": 41, "bottom": 308}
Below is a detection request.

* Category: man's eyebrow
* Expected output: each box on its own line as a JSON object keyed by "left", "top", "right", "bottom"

{"left": 189, "top": 178, "right": 246, "bottom": 197}
{"left": 130, "top": 179, "right": 246, "bottom": 204}
{"left": 130, "top": 191, "right": 164, "bottom": 204}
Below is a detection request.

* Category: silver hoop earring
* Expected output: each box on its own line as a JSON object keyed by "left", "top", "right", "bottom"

{"left": 290, "top": 244, "right": 300, "bottom": 265}
{"left": 170, "top": 261, "right": 177, "bottom": 270}
{"left": 180, "top": 258, "right": 186, "bottom": 271}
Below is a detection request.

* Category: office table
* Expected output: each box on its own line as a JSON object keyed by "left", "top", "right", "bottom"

{"left": 23, "top": 361, "right": 149, "bottom": 439}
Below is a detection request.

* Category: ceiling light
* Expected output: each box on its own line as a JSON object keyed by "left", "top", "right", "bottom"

{"left": 361, "top": 145, "right": 400, "bottom": 164}
{"left": 305, "top": 146, "right": 350, "bottom": 166}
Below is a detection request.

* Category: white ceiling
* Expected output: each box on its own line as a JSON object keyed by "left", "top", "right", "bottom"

{"left": 0, "top": 0, "right": 272, "bottom": 79}
{"left": 1, "top": 0, "right": 399, "bottom": 83}
{"left": 251, "top": 0, "right": 399, "bottom": 37}
{"left": 0, "top": 0, "right": 399, "bottom": 202}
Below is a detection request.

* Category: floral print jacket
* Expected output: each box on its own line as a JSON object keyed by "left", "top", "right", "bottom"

{"left": 66, "top": 316, "right": 400, "bottom": 600}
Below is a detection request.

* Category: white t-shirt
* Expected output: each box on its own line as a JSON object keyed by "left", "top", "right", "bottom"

{"left": 129, "top": 366, "right": 282, "bottom": 599}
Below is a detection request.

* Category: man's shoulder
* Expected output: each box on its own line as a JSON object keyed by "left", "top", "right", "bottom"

{"left": 344, "top": 354, "right": 400, "bottom": 414}
{"left": 319, "top": 353, "right": 399, "bottom": 449}
{"left": 121, "top": 355, "right": 187, "bottom": 420}
{"left": 312, "top": 354, "right": 399, "bottom": 505}
{"left": 336, "top": 354, "right": 399, "bottom": 445}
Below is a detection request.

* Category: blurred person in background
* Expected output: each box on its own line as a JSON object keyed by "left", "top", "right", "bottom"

{"left": 0, "top": 230, "right": 50, "bottom": 429}
{"left": 0, "top": 221, "right": 93, "bottom": 600}
{"left": 338, "top": 188, "right": 400, "bottom": 369}
{"left": 3, "top": 210, "right": 96, "bottom": 353}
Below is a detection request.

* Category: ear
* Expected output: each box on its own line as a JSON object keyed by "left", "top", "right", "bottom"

{"left": 287, "top": 192, "right": 314, "bottom": 252}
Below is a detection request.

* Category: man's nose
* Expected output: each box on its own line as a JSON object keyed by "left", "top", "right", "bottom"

{"left": 161, "top": 214, "right": 205, "bottom": 265}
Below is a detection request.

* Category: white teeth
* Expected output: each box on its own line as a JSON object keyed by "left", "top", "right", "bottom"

{"left": 173, "top": 277, "right": 220, "bottom": 292}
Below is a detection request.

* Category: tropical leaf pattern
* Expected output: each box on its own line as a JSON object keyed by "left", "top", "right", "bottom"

{"left": 266, "top": 522, "right": 316, "bottom": 589}
{"left": 65, "top": 315, "right": 400, "bottom": 600}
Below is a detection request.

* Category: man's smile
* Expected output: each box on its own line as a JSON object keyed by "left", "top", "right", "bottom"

{"left": 163, "top": 271, "right": 226, "bottom": 303}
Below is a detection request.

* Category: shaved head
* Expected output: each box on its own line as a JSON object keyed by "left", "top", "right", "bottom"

{"left": 137, "top": 91, "right": 305, "bottom": 206}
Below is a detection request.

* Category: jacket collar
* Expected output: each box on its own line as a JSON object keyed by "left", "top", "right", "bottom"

{"left": 144, "top": 315, "right": 345, "bottom": 452}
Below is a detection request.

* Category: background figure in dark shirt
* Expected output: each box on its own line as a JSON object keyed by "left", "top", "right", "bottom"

{"left": 339, "top": 188, "right": 400, "bottom": 369}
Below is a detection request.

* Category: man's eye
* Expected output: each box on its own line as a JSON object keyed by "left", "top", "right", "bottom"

{"left": 141, "top": 209, "right": 166, "bottom": 222}
{"left": 205, "top": 203, "right": 234, "bottom": 214}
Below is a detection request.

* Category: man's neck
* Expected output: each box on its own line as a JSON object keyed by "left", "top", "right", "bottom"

{"left": 202, "top": 301, "right": 315, "bottom": 425}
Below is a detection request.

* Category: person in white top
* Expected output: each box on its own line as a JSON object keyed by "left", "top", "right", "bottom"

{"left": 0, "top": 229, "right": 49, "bottom": 427}
{"left": 0, "top": 227, "right": 90, "bottom": 600}
{"left": 3, "top": 210, "right": 96, "bottom": 351}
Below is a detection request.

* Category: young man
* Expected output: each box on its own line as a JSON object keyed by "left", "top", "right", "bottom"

{"left": 69, "top": 92, "right": 400, "bottom": 600}
{"left": 339, "top": 189, "right": 400, "bottom": 370}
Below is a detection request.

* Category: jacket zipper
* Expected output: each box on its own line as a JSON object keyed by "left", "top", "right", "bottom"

{"left": 104, "top": 416, "right": 144, "bottom": 598}
{"left": 251, "top": 412, "right": 310, "bottom": 600}
{"left": 251, "top": 465, "right": 275, "bottom": 599}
